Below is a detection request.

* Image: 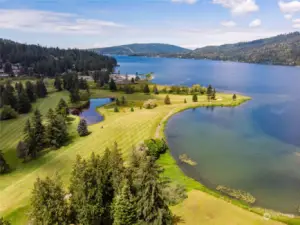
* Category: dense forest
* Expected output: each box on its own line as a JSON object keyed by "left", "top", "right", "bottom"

{"left": 0, "top": 39, "right": 117, "bottom": 76}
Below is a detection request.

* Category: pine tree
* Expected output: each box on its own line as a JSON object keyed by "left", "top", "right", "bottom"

{"left": 207, "top": 85, "right": 213, "bottom": 101}
{"left": 16, "top": 141, "right": 29, "bottom": 162}
{"left": 212, "top": 88, "right": 216, "bottom": 100}
{"left": 131, "top": 77, "right": 135, "bottom": 83}
{"left": 0, "top": 150, "right": 10, "bottom": 174}
{"left": 131, "top": 107, "right": 134, "bottom": 112}
{"left": 135, "top": 157, "right": 173, "bottom": 224}
{"left": 114, "top": 106, "right": 119, "bottom": 112}
{"left": 15, "top": 82, "right": 24, "bottom": 94}
{"left": 69, "top": 88, "right": 80, "bottom": 103}
{"left": 121, "top": 96, "right": 126, "bottom": 105}
{"left": 17, "top": 90, "right": 32, "bottom": 113}
{"left": 36, "top": 80, "right": 48, "bottom": 98}
{"left": 77, "top": 119, "right": 89, "bottom": 136}
{"left": 56, "top": 98, "right": 68, "bottom": 117}
{"left": 31, "top": 177, "right": 69, "bottom": 225}
{"left": 143, "top": 84, "right": 150, "bottom": 94}
{"left": 110, "top": 142, "right": 125, "bottom": 193}
{"left": 192, "top": 94, "right": 198, "bottom": 102}
{"left": 109, "top": 79, "right": 117, "bottom": 91}
{"left": 233, "top": 94, "right": 237, "bottom": 101}
{"left": 184, "top": 98, "right": 187, "bottom": 103}
{"left": 164, "top": 95, "right": 171, "bottom": 105}
{"left": 54, "top": 76, "right": 62, "bottom": 91}
{"left": 32, "top": 109, "right": 46, "bottom": 153}
{"left": 113, "top": 180, "right": 138, "bottom": 225}
{"left": 153, "top": 85, "right": 159, "bottom": 95}
{"left": 0, "top": 105, "right": 18, "bottom": 120}
{"left": 115, "top": 98, "right": 120, "bottom": 106}
{"left": 46, "top": 109, "right": 68, "bottom": 148}
{"left": 69, "top": 155, "right": 104, "bottom": 225}
{"left": 1, "top": 87, "right": 17, "bottom": 110}
{"left": 25, "top": 81, "right": 36, "bottom": 102}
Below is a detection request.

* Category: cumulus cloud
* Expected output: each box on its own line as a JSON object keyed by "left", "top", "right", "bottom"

{"left": 221, "top": 20, "right": 237, "bottom": 27}
{"left": 212, "top": 0, "right": 259, "bottom": 15}
{"left": 171, "top": 0, "right": 198, "bottom": 4}
{"left": 278, "top": 1, "right": 300, "bottom": 15}
{"left": 284, "top": 14, "right": 293, "bottom": 19}
{"left": 249, "top": 19, "right": 261, "bottom": 27}
{"left": 0, "top": 9, "right": 124, "bottom": 34}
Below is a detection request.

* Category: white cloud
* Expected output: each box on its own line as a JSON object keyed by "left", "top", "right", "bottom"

{"left": 249, "top": 19, "right": 261, "bottom": 27}
{"left": 221, "top": 20, "right": 237, "bottom": 27}
{"left": 0, "top": 9, "right": 124, "bottom": 34}
{"left": 171, "top": 0, "right": 198, "bottom": 4}
{"left": 284, "top": 14, "right": 293, "bottom": 19}
{"left": 292, "top": 18, "right": 300, "bottom": 27}
{"left": 212, "top": 0, "right": 259, "bottom": 15}
{"left": 278, "top": 1, "right": 300, "bottom": 15}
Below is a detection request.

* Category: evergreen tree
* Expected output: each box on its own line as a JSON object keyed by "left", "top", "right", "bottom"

{"left": 77, "top": 119, "right": 89, "bottom": 136}
{"left": 164, "top": 95, "right": 171, "bottom": 105}
{"left": 135, "top": 157, "right": 173, "bottom": 224}
{"left": 113, "top": 180, "right": 138, "bottom": 225}
{"left": 143, "top": 84, "right": 150, "bottom": 94}
{"left": 69, "top": 155, "right": 104, "bottom": 225}
{"left": 192, "top": 94, "right": 198, "bottom": 102}
{"left": 0, "top": 105, "right": 18, "bottom": 120}
{"left": 184, "top": 98, "right": 187, "bottom": 103}
{"left": 131, "top": 107, "right": 134, "bottom": 112}
{"left": 16, "top": 141, "right": 29, "bottom": 162}
{"left": 1, "top": 87, "right": 17, "bottom": 110}
{"left": 207, "top": 85, "right": 213, "bottom": 101}
{"left": 110, "top": 142, "right": 125, "bottom": 193}
{"left": 15, "top": 82, "right": 24, "bottom": 94}
{"left": 109, "top": 79, "right": 117, "bottom": 91}
{"left": 115, "top": 98, "right": 120, "bottom": 106}
{"left": 153, "top": 85, "right": 159, "bottom": 95}
{"left": 233, "top": 94, "right": 237, "bottom": 101}
{"left": 212, "top": 88, "right": 216, "bottom": 100}
{"left": 31, "top": 109, "right": 46, "bottom": 153}
{"left": 121, "top": 96, "right": 126, "bottom": 105}
{"left": 0, "top": 150, "right": 10, "bottom": 174}
{"left": 0, "top": 217, "right": 11, "bottom": 225}
{"left": 17, "top": 90, "right": 32, "bottom": 113}
{"left": 54, "top": 76, "right": 62, "bottom": 91}
{"left": 46, "top": 109, "right": 68, "bottom": 148}
{"left": 25, "top": 81, "right": 36, "bottom": 102}
{"left": 31, "top": 177, "right": 69, "bottom": 225}
{"left": 69, "top": 88, "right": 80, "bottom": 103}
{"left": 131, "top": 77, "right": 135, "bottom": 83}
{"left": 56, "top": 98, "right": 68, "bottom": 117}
{"left": 114, "top": 106, "right": 119, "bottom": 112}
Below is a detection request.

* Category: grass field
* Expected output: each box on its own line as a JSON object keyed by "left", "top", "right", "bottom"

{"left": 0, "top": 87, "right": 298, "bottom": 225}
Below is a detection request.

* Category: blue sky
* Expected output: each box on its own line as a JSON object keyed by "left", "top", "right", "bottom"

{"left": 0, "top": 0, "right": 299, "bottom": 49}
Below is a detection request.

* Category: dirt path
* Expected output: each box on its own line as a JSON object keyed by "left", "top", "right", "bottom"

{"left": 155, "top": 108, "right": 177, "bottom": 138}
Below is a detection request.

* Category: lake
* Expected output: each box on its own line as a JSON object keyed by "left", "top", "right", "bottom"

{"left": 80, "top": 98, "right": 111, "bottom": 125}
{"left": 116, "top": 56, "right": 300, "bottom": 213}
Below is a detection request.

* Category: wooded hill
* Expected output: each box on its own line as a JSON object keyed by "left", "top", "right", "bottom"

{"left": 0, "top": 39, "right": 117, "bottom": 76}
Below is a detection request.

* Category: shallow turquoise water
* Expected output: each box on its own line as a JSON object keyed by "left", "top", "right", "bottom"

{"left": 117, "top": 56, "right": 300, "bottom": 213}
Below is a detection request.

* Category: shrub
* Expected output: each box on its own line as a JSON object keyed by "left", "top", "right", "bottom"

{"left": 79, "top": 90, "right": 90, "bottom": 101}
{"left": 233, "top": 94, "right": 237, "bottom": 101}
{"left": 143, "top": 99, "right": 157, "bottom": 109}
{"left": 184, "top": 98, "right": 187, "bottom": 103}
{"left": 164, "top": 95, "right": 171, "bottom": 105}
{"left": 192, "top": 94, "right": 198, "bottom": 102}
{"left": 131, "top": 107, "right": 134, "bottom": 112}
{"left": 114, "top": 106, "right": 119, "bottom": 112}
{"left": 144, "top": 139, "right": 168, "bottom": 159}
{"left": 0, "top": 105, "right": 18, "bottom": 120}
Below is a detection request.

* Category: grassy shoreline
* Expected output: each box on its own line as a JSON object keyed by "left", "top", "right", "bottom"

{"left": 1, "top": 87, "right": 299, "bottom": 224}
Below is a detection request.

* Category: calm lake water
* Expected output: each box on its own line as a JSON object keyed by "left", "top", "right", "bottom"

{"left": 116, "top": 56, "right": 300, "bottom": 213}
{"left": 80, "top": 98, "right": 111, "bottom": 125}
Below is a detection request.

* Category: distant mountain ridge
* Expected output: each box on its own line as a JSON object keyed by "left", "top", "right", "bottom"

{"left": 188, "top": 32, "right": 300, "bottom": 66}
{"left": 93, "top": 43, "right": 190, "bottom": 55}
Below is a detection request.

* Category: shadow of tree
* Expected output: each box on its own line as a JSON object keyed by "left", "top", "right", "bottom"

{"left": 173, "top": 214, "right": 185, "bottom": 224}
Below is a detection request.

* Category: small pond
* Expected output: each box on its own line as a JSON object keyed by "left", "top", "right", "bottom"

{"left": 79, "top": 98, "right": 111, "bottom": 125}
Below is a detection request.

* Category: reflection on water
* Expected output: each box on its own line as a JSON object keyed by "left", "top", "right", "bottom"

{"left": 80, "top": 98, "right": 111, "bottom": 125}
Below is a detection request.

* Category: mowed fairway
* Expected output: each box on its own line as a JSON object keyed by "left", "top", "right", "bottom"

{"left": 1, "top": 90, "right": 284, "bottom": 225}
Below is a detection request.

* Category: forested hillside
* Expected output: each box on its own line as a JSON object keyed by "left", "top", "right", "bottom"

{"left": 94, "top": 43, "right": 190, "bottom": 55}
{"left": 188, "top": 32, "right": 300, "bottom": 66}
{"left": 0, "top": 39, "right": 117, "bottom": 76}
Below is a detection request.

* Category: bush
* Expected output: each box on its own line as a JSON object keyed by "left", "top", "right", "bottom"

{"left": 143, "top": 99, "right": 157, "bottom": 109}
{"left": 164, "top": 95, "right": 171, "bottom": 105}
{"left": 184, "top": 99, "right": 187, "bottom": 103}
{"left": 114, "top": 106, "right": 119, "bottom": 112}
{"left": 144, "top": 139, "right": 168, "bottom": 159}
{"left": 0, "top": 105, "right": 18, "bottom": 120}
{"left": 79, "top": 90, "right": 90, "bottom": 101}
{"left": 192, "top": 94, "right": 198, "bottom": 102}
{"left": 131, "top": 107, "right": 134, "bottom": 112}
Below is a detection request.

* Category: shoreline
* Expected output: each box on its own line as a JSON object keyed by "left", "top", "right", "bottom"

{"left": 153, "top": 99, "right": 299, "bottom": 224}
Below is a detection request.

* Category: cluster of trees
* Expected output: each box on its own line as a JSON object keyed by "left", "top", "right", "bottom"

{"left": 16, "top": 99, "right": 69, "bottom": 161}
{"left": 0, "top": 39, "right": 117, "bottom": 76}
{"left": 0, "top": 80, "right": 47, "bottom": 120}
{"left": 29, "top": 141, "right": 185, "bottom": 225}
{"left": 60, "top": 73, "right": 90, "bottom": 103}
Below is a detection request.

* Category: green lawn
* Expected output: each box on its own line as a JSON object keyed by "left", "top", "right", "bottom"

{"left": 1, "top": 89, "right": 298, "bottom": 225}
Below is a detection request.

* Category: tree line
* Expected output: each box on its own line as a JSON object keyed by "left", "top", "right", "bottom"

{"left": 0, "top": 80, "right": 47, "bottom": 120}
{"left": 0, "top": 39, "right": 117, "bottom": 76}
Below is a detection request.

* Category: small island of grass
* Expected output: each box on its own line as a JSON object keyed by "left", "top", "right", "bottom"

{"left": 179, "top": 154, "right": 197, "bottom": 166}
